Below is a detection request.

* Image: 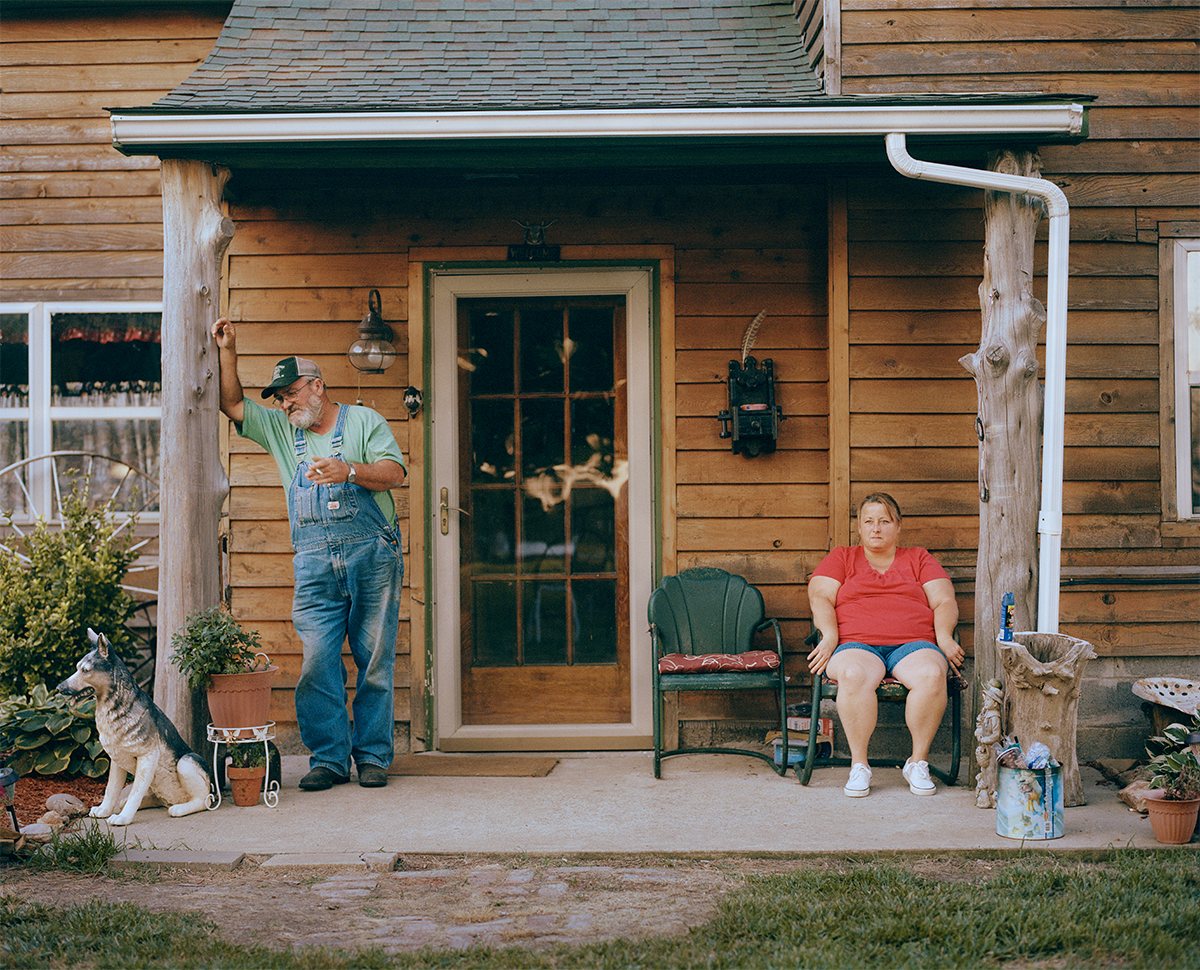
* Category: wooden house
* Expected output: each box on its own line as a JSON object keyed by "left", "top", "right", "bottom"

{"left": 3, "top": 0, "right": 1197, "bottom": 764}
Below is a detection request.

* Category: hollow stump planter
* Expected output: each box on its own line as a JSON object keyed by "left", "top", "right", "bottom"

{"left": 999, "top": 631, "right": 1096, "bottom": 807}
{"left": 226, "top": 765, "right": 267, "bottom": 808}
{"left": 206, "top": 665, "right": 278, "bottom": 732}
{"left": 1143, "top": 790, "right": 1200, "bottom": 844}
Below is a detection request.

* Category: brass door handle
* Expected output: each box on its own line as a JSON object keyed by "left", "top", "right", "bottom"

{"left": 440, "top": 487, "right": 469, "bottom": 535}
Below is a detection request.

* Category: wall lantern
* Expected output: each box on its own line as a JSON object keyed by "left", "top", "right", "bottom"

{"left": 348, "top": 289, "right": 397, "bottom": 373}
{"left": 717, "top": 356, "right": 784, "bottom": 457}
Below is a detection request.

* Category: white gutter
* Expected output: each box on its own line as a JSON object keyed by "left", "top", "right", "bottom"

{"left": 885, "top": 131, "right": 1069, "bottom": 634}
{"left": 110, "top": 103, "right": 1085, "bottom": 149}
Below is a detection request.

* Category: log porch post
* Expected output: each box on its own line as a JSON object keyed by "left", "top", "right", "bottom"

{"left": 960, "top": 149, "right": 1045, "bottom": 776}
{"left": 154, "top": 159, "right": 235, "bottom": 750}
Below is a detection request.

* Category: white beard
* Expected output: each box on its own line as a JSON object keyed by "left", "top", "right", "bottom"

{"left": 287, "top": 397, "right": 323, "bottom": 430}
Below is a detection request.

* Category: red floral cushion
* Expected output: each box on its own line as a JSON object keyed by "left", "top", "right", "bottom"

{"left": 658, "top": 650, "right": 781, "bottom": 673}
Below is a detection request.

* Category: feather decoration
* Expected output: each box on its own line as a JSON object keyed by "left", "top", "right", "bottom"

{"left": 741, "top": 310, "right": 767, "bottom": 363}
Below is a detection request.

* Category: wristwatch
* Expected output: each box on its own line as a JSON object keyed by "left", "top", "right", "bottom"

{"left": 346, "top": 463, "right": 356, "bottom": 484}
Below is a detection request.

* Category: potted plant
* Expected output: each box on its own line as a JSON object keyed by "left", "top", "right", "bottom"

{"left": 171, "top": 607, "right": 277, "bottom": 732}
{"left": 1144, "top": 721, "right": 1200, "bottom": 844}
{"left": 225, "top": 744, "right": 267, "bottom": 807}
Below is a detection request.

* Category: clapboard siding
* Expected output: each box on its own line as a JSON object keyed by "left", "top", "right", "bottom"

{"left": 0, "top": 7, "right": 226, "bottom": 302}
{"left": 221, "top": 172, "right": 830, "bottom": 733}
{"left": 837, "top": 0, "right": 1199, "bottom": 759}
{"left": 7, "top": 1, "right": 1194, "bottom": 761}
{"left": 221, "top": 208, "right": 413, "bottom": 745}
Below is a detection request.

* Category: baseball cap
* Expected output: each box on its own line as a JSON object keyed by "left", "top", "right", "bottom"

{"left": 261, "top": 356, "right": 322, "bottom": 399}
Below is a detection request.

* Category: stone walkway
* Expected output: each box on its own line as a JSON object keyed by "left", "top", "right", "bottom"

{"left": 6, "top": 853, "right": 740, "bottom": 955}
{"left": 298, "top": 862, "right": 727, "bottom": 953}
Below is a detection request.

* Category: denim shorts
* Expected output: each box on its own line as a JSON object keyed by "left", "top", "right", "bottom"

{"left": 832, "top": 640, "right": 941, "bottom": 676}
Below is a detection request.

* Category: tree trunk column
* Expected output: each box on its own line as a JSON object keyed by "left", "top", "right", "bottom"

{"left": 154, "top": 159, "right": 235, "bottom": 750}
{"left": 960, "top": 149, "right": 1046, "bottom": 696}
{"left": 999, "top": 631, "right": 1097, "bottom": 807}
{"left": 961, "top": 149, "right": 1045, "bottom": 778}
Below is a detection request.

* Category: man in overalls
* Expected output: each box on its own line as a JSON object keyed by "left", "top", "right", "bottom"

{"left": 212, "top": 318, "right": 406, "bottom": 790}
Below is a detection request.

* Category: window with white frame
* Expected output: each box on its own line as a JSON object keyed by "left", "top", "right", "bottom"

{"left": 1174, "top": 240, "right": 1200, "bottom": 519}
{"left": 0, "top": 302, "right": 162, "bottom": 521}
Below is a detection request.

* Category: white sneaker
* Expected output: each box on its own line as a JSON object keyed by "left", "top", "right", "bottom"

{"left": 844, "top": 763, "right": 871, "bottom": 797}
{"left": 903, "top": 759, "right": 936, "bottom": 795}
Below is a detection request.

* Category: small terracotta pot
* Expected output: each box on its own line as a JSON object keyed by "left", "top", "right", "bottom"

{"left": 1143, "top": 790, "right": 1200, "bottom": 844}
{"left": 226, "top": 765, "right": 266, "bottom": 807}
{"left": 207, "top": 665, "right": 278, "bottom": 731}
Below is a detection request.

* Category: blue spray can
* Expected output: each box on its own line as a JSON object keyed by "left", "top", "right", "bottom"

{"left": 1001, "top": 592, "right": 1015, "bottom": 641}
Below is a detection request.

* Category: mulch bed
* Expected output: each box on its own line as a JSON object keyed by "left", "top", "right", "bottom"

{"left": 9, "top": 773, "right": 107, "bottom": 828}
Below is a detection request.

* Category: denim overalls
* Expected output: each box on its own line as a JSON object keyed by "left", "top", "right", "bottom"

{"left": 289, "top": 405, "right": 403, "bottom": 776}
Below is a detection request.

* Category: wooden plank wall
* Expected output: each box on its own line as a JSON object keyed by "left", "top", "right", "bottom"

{"left": 0, "top": 6, "right": 228, "bottom": 302}
{"left": 838, "top": 0, "right": 1200, "bottom": 756}
{"left": 221, "top": 191, "right": 413, "bottom": 739}
{"left": 8, "top": 1, "right": 1193, "bottom": 758}
{"left": 222, "top": 173, "right": 830, "bottom": 742}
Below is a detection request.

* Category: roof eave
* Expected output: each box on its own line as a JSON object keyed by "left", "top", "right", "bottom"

{"left": 109, "top": 103, "right": 1088, "bottom": 155}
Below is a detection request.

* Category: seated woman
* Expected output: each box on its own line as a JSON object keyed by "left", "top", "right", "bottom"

{"left": 806, "top": 493, "right": 962, "bottom": 798}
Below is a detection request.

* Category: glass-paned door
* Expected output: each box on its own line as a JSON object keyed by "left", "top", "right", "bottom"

{"left": 457, "top": 296, "right": 630, "bottom": 725}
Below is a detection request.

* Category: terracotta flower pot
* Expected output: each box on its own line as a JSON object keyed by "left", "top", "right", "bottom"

{"left": 1143, "top": 790, "right": 1200, "bottom": 844}
{"left": 226, "top": 765, "right": 266, "bottom": 807}
{"left": 207, "top": 665, "right": 278, "bottom": 731}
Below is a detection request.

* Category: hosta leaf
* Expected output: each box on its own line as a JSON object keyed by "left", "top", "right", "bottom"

{"left": 82, "top": 757, "right": 110, "bottom": 778}
{"left": 32, "top": 749, "right": 71, "bottom": 774}
{"left": 45, "top": 712, "right": 74, "bottom": 734}
{"left": 7, "top": 751, "right": 36, "bottom": 775}
{"left": 70, "top": 721, "right": 92, "bottom": 744}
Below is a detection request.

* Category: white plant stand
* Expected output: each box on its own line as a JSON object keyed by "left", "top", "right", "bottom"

{"left": 206, "top": 722, "right": 279, "bottom": 809}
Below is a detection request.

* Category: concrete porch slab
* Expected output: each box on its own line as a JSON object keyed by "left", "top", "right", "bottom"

{"left": 90, "top": 753, "right": 1193, "bottom": 858}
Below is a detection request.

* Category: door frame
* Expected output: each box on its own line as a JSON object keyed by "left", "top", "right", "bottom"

{"left": 425, "top": 264, "right": 657, "bottom": 750}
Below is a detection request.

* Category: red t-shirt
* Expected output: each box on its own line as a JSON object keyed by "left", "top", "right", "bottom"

{"left": 811, "top": 546, "right": 950, "bottom": 646}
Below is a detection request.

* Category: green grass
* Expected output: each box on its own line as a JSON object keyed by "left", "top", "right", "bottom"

{"left": 20, "top": 819, "right": 122, "bottom": 875}
{"left": 2, "top": 852, "right": 1197, "bottom": 970}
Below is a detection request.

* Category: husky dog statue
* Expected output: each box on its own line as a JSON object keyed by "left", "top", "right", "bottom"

{"left": 57, "top": 629, "right": 213, "bottom": 825}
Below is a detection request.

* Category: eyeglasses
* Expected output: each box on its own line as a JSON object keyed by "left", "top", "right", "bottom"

{"left": 272, "top": 378, "right": 315, "bottom": 405}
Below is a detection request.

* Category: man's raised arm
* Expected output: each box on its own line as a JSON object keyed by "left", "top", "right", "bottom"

{"left": 211, "top": 318, "right": 245, "bottom": 425}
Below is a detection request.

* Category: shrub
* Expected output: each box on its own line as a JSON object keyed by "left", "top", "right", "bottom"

{"left": 0, "top": 683, "right": 110, "bottom": 778}
{"left": 0, "top": 488, "right": 138, "bottom": 698}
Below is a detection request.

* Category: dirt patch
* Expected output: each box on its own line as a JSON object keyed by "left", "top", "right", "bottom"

{"left": 0, "top": 853, "right": 1022, "bottom": 956}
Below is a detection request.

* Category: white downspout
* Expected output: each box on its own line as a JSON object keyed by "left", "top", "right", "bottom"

{"left": 885, "top": 132, "right": 1070, "bottom": 633}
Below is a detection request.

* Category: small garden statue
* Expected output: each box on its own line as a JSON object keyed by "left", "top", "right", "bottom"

{"left": 974, "top": 677, "right": 1004, "bottom": 808}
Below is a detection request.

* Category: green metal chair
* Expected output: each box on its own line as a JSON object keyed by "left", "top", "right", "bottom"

{"left": 649, "top": 567, "right": 789, "bottom": 778}
{"left": 797, "top": 627, "right": 964, "bottom": 786}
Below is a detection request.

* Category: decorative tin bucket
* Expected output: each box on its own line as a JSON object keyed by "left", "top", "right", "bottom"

{"left": 997, "top": 764, "right": 1064, "bottom": 840}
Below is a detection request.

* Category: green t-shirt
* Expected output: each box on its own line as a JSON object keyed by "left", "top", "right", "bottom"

{"left": 238, "top": 398, "right": 406, "bottom": 526}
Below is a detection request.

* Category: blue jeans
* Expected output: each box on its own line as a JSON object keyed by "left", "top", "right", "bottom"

{"left": 287, "top": 404, "right": 403, "bottom": 775}
{"left": 293, "top": 532, "right": 402, "bottom": 774}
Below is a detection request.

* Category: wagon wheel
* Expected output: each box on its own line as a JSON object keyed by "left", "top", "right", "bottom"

{"left": 0, "top": 450, "right": 160, "bottom": 688}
